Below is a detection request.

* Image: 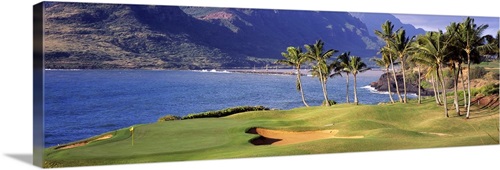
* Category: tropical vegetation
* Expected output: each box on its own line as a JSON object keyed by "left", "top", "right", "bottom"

{"left": 276, "top": 47, "right": 311, "bottom": 107}
{"left": 304, "top": 40, "right": 338, "bottom": 106}
{"left": 43, "top": 15, "right": 499, "bottom": 168}
{"left": 370, "top": 17, "right": 498, "bottom": 118}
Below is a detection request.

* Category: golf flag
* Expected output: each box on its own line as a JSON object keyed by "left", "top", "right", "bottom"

{"left": 130, "top": 126, "right": 134, "bottom": 146}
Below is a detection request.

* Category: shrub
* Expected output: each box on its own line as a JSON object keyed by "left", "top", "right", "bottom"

{"left": 445, "top": 78, "right": 455, "bottom": 89}
{"left": 322, "top": 100, "right": 337, "bottom": 106}
{"left": 181, "top": 106, "right": 269, "bottom": 119}
{"left": 420, "top": 81, "right": 432, "bottom": 89}
{"left": 479, "top": 83, "right": 499, "bottom": 96}
{"left": 460, "top": 83, "right": 500, "bottom": 97}
{"left": 442, "top": 70, "right": 453, "bottom": 78}
{"left": 469, "top": 67, "right": 487, "bottom": 79}
{"left": 406, "top": 72, "right": 419, "bottom": 84}
{"left": 491, "top": 72, "right": 499, "bottom": 80}
{"left": 157, "top": 115, "right": 181, "bottom": 122}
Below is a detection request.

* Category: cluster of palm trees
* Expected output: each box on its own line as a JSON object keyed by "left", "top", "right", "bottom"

{"left": 276, "top": 40, "right": 370, "bottom": 107}
{"left": 277, "top": 16, "right": 498, "bottom": 118}
{"left": 372, "top": 17, "right": 497, "bottom": 118}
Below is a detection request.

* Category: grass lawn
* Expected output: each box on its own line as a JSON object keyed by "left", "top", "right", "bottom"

{"left": 43, "top": 98, "right": 499, "bottom": 168}
{"left": 473, "top": 60, "right": 500, "bottom": 69}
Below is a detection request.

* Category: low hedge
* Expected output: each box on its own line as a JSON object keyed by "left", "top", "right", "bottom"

{"left": 182, "top": 106, "right": 270, "bottom": 120}
{"left": 158, "top": 106, "right": 270, "bottom": 122}
{"left": 157, "top": 115, "right": 181, "bottom": 122}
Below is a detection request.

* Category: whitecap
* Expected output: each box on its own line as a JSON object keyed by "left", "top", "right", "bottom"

{"left": 361, "top": 85, "right": 417, "bottom": 97}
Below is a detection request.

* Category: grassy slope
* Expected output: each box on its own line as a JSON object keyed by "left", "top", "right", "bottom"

{"left": 474, "top": 60, "right": 500, "bottom": 69}
{"left": 43, "top": 98, "right": 499, "bottom": 168}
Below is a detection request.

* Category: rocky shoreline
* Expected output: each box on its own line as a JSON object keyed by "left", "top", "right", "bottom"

{"left": 370, "top": 72, "right": 433, "bottom": 96}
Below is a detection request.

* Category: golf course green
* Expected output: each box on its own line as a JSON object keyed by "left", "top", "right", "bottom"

{"left": 43, "top": 97, "right": 499, "bottom": 168}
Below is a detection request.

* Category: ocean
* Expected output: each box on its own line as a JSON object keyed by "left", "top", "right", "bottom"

{"left": 43, "top": 69, "right": 414, "bottom": 147}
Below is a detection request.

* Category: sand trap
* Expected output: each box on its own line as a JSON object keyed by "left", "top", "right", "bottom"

{"left": 247, "top": 127, "right": 363, "bottom": 146}
{"left": 55, "top": 134, "right": 113, "bottom": 150}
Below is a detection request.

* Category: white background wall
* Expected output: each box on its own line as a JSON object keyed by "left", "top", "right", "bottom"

{"left": 0, "top": 0, "right": 498, "bottom": 170}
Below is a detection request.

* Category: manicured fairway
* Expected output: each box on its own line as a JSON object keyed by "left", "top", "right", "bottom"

{"left": 44, "top": 98, "right": 499, "bottom": 168}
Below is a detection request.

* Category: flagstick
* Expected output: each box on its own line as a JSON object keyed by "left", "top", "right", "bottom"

{"left": 129, "top": 126, "right": 135, "bottom": 146}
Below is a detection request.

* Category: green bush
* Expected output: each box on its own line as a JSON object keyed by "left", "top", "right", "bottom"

{"left": 491, "top": 72, "right": 499, "bottom": 80}
{"left": 406, "top": 71, "right": 419, "bottom": 84}
{"left": 181, "top": 106, "right": 269, "bottom": 119}
{"left": 322, "top": 100, "right": 337, "bottom": 106}
{"left": 420, "top": 81, "right": 432, "bottom": 89}
{"left": 479, "top": 83, "right": 499, "bottom": 95}
{"left": 469, "top": 67, "right": 487, "bottom": 79}
{"left": 158, "top": 115, "right": 181, "bottom": 122}
{"left": 445, "top": 78, "right": 455, "bottom": 89}
{"left": 456, "top": 83, "right": 499, "bottom": 97}
{"left": 442, "top": 70, "right": 453, "bottom": 78}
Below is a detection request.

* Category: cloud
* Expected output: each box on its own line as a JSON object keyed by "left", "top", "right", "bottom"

{"left": 393, "top": 14, "right": 499, "bottom": 36}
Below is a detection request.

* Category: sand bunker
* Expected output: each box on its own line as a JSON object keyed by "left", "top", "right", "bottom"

{"left": 55, "top": 134, "right": 113, "bottom": 150}
{"left": 247, "top": 127, "right": 363, "bottom": 146}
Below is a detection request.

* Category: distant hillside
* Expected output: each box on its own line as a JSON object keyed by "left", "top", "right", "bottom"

{"left": 43, "top": 2, "right": 389, "bottom": 69}
{"left": 349, "top": 12, "right": 426, "bottom": 38}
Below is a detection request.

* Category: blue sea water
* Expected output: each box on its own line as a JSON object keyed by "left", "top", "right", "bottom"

{"left": 44, "top": 69, "right": 414, "bottom": 147}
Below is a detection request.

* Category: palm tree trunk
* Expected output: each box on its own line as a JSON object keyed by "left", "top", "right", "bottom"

{"left": 460, "top": 64, "right": 467, "bottom": 108}
{"left": 401, "top": 57, "right": 408, "bottom": 103}
{"left": 431, "top": 74, "right": 440, "bottom": 105}
{"left": 466, "top": 53, "right": 471, "bottom": 119}
{"left": 386, "top": 68, "right": 395, "bottom": 103}
{"left": 418, "top": 67, "right": 421, "bottom": 104}
{"left": 323, "top": 79, "right": 330, "bottom": 106}
{"left": 435, "top": 71, "right": 443, "bottom": 104}
{"left": 296, "top": 68, "right": 309, "bottom": 107}
{"left": 390, "top": 55, "right": 403, "bottom": 102}
{"left": 346, "top": 74, "right": 350, "bottom": 103}
{"left": 439, "top": 65, "right": 449, "bottom": 117}
{"left": 354, "top": 74, "right": 358, "bottom": 105}
{"left": 319, "top": 71, "right": 330, "bottom": 106}
{"left": 453, "top": 63, "right": 460, "bottom": 116}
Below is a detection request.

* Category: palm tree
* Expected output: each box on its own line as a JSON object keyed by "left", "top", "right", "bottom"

{"left": 349, "top": 56, "right": 370, "bottom": 105}
{"left": 444, "top": 22, "right": 464, "bottom": 116}
{"left": 276, "top": 46, "right": 310, "bottom": 107}
{"left": 455, "top": 17, "right": 492, "bottom": 119}
{"left": 371, "top": 53, "right": 395, "bottom": 103}
{"left": 310, "top": 61, "right": 340, "bottom": 106}
{"left": 385, "top": 29, "right": 415, "bottom": 103}
{"left": 375, "top": 20, "right": 403, "bottom": 103}
{"left": 336, "top": 52, "right": 352, "bottom": 103}
{"left": 305, "top": 40, "right": 338, "bottom": 106}
{"left": 430, "top": 72, "right": 441, "bottom": 104}
{"left": 414, "top": 31, "right": 454, "bottom": 117}
{"left": 445, "top": 51, "right": 463, "bottom": 116}
{"left": 408, "top": 51, "right": 433, "bottom": 104}
{"left": 412, "top": 48, "right": 442, "bottom": 105}
{"left": 485, "top": 30, "right": 499, "bottom": 59}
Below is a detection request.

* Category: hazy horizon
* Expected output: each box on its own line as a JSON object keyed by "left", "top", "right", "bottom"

{"left": 393, "top": 13, "right": 499, "bottom": 36}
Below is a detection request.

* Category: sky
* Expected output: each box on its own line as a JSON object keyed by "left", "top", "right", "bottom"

{"left": 393, "top": 13, "right": 499, "bottom": 36}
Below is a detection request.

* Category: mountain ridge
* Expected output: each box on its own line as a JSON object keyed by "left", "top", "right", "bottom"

{"left": 349, "top": 12, "right": 426, "bottom": 38}
{"left": 42, "top": 2, "right": 424, "bottom": 69}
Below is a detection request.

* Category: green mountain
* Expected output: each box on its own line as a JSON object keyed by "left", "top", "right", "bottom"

{"left": 42, "top": 2, "right": 384, "bottom": 69}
